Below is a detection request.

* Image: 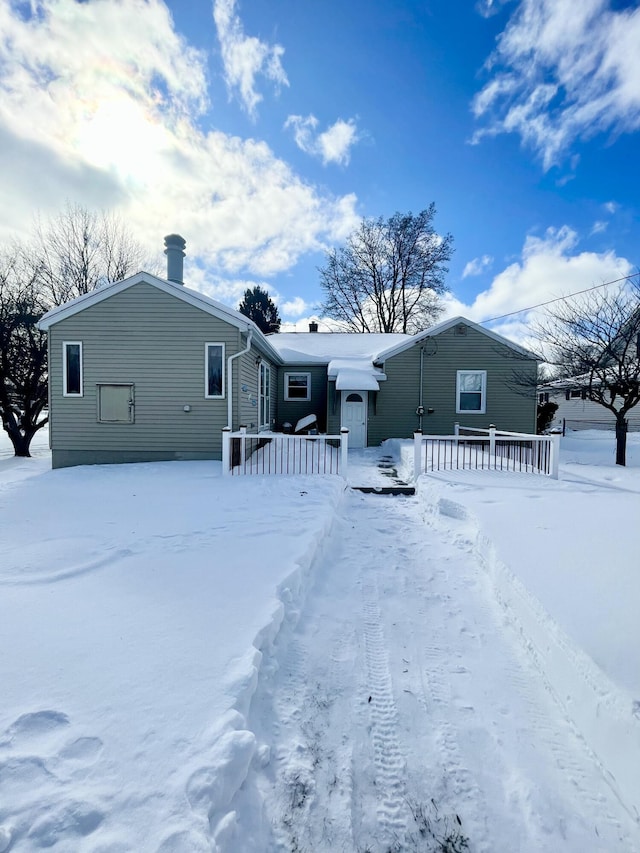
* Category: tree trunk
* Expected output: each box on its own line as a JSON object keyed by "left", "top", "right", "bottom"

{"left": 4, "top": 426, "right": 32, "bottom": 457}
{"left": 615, "top": 416, "right": 628, "bottom": 466}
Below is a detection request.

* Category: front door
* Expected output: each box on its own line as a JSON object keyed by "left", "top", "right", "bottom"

{"left": 341, "top": 391, "right": 367, "bottom": 448}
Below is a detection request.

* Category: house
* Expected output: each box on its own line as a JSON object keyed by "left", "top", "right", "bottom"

{"left": 539, "top": 379, "right": 640, "bottom": 433}
{"left": 38, "top": 235, "right": 539, "bottom": 469}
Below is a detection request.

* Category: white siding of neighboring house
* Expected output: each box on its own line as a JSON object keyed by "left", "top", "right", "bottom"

{"left": 545, "top": 389, "right": 640, "bottom": 432}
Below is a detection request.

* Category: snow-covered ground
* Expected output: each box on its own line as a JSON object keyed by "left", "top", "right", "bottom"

{"left": 0, "top": 427, "right": 639, "bottom": 851}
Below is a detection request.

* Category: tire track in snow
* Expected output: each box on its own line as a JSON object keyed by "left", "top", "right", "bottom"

{"left": 236, "top": 487, "right": 640, "bottom": 852}
{"left": 360, "top": 573, "right": 409, "bottom": 845}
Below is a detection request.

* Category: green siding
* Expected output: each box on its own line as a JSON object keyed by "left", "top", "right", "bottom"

{"left": 49, "top": 282, "right": 247, "bottom": 467}
{"left": 276, "top": 365, "right": 328, "bottom": 431}
{"left": 367, "top": 324, "right": 537, "bottom": 444}
{"left": 237, "top": 348, "right": 278, "bottom": 431}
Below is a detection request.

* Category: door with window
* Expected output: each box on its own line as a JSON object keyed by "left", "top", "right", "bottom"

{"left": 341, "top": 392, "right": 367, "bottom": 448}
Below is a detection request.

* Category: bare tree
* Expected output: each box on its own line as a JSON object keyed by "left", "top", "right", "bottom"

{"left": 320, "top": 206, "right": 453, "bottom": 333}
{"left": 537, "top": 280, "right": 640, "bottom": 465}
{"left": 0, "top": 252, "right": 49, "bottom": 457}
{"left": 28, "top": 202, "right": 147, "bottom": 304}
{"left": 0, "top": 204, "right": 147, "bottom": 457}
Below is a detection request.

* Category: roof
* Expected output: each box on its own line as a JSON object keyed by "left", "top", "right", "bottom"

{"left": 37, "top": 271, "right": 283, "bottom": 364}
{"left": 38, "top": 274, "right": 538, "bottom": 372}
{"left": 376, "top": 316, "right": 540, "bottom": 362}
{"left": 269, "top": 332, "right": 409, "bottom": 363}
{"left": 270, "top": 317, "right": 539, "bottom": 364}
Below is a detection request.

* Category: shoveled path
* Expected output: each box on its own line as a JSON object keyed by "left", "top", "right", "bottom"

{"left": 235, "top": 489, "right": 639, "bottom": 852}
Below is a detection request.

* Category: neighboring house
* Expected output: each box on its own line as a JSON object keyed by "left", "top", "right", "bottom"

{"left": 539, "top": 379, "right": 640, "bottom": 432}
{"left": 39, "top": 235, "right": 539, "bottom": 469}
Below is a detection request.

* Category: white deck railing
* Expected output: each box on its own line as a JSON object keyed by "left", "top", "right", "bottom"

{"left": 222, "top": 427, "right": 349, "bottom": 477}
{"left": 414, "top": 424, "right": 560, "bottom": 479}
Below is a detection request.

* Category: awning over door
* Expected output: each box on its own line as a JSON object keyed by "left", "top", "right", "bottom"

{"left": 328, "top": 358, "right": 386, "bottom": 392}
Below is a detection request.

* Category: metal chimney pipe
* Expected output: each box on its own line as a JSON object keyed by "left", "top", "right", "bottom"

{"left": 164, "top": 234, "right": 186, "bottom": 285}
{"left": 309, "top": 321, "right": 319, "bottom": 333}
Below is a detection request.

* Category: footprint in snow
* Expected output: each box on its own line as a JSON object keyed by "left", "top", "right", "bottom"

{"left": 0, "top": 710, "right": 69, "bottom": 748}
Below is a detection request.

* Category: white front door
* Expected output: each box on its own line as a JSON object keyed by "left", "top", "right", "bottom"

{"left": 341, "top": 391, "right": 367, "bottom": 449}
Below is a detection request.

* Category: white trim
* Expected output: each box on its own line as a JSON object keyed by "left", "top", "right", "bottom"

{"left": 284, "top": 371, "right": 311, "bottom": 401}
{"left": 258, "top": 361, "right": 271, "bottom": 430}
{"left": 341, "top": 390, "right": 368, "bottom": 448}
{"left": 456, "top": 369, "right": 486, "bottom": 414}
{"left": 205, "top": 342, "right": 225, "bottom": 399}
{"left": 62, "top": 341, "right": 83, "bottom": 397}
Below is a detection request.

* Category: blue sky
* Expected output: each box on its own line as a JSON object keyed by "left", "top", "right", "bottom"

{"left": 1, "top": 0, "right": 638, "bottom": 341}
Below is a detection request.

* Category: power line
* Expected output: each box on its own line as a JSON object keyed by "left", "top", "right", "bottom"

{"left": 479, "top": 271, "right": 638, "bottom": 325}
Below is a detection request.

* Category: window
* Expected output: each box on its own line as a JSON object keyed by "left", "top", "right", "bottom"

{"left": 63, "top": 342, "right": 83, "bottom": 396}
{"left": 539, "top": 392, "right": 549, "bottom": 404}
{"left": 98, "top": 384, "right": 134, "bottom": 423}
{"left": 259, "top": 362, "right": 270, "bottom": 429}
{"left": 285, "top": 372, "right": 311, "bottom": 401}
{"left": 205, "top": 343, "right": 225, "bottom": 398}
{"left": 456, "top": 370, "right": 486, "bottom": 414}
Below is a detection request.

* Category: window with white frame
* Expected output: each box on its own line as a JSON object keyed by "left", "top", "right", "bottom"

{"left": 205, "top": 343, "right": 225, "bottom": 398}
{"left": 63, "top": 341, "right": 83, "bottom": 396}
{"left": 259, "top": 361, "right": 270, "bottom": 429}
{"left": 284, "top": 372, "right": 311, "bottom": 401}
{"left": 456, "top": 370, "right": 486, "bottom": 414}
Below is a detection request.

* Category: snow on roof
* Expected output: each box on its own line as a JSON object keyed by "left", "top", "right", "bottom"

{"left": 268, "top": 332, "right": 410, "bottom": 363}
{"left": 327, "top": 358, "right": 386, "bottom": 391}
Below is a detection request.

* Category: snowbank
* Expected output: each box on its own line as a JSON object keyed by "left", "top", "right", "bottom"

{"left": 411, "top": 431, "right": 640, "bottom": 819}
{"left": 0, "top": 440, "right": 344, "bottom": 851}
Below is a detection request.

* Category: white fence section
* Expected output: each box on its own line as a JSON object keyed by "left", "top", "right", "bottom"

{"left": 222, "top": 427, "right": 349, "bottom": 477}
{"left": 414, "top": 424, "right": 560, "bottom": 479}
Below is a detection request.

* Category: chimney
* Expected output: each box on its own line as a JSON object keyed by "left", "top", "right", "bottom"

{"left": 309, "top": 321, "right": 319, "bottom": 333}
{"left": 164, "top": 234, "right": 186, "bottom": 285}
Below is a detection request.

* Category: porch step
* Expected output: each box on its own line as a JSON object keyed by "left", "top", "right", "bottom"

{"left": 351, "top": 486, "right": 416, "bottom": 496}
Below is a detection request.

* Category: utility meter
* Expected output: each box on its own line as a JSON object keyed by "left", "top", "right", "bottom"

{"left": 416, "top": 405, "right": 425, "bottom": 416}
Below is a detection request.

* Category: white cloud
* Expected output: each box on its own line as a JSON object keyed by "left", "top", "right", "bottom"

{"left": 444, "top": 226, "right": 633, "bottom": 341}
{"left": 213, "top": 0, "right": 288, "bottom": 118}
{"left": 473, "top": 0, "right": 640, "bottom": 169}
{"left": 281, "top": 296, "right": 311, "bottom": 317}
{"left": 0, "top": 1, "right": 358, "bottom": 278}
{"left": 590, "top": 220, "right": 608, "bottom": 235}
{"left": 462, "top": 254, "right": 493, "bottom": 278}
{"left": 285, "top": 114, "right": 359, "bottom": 165}
{"left": 475, "top": 0, "right": 514, "bottom": 18}
{"left": 603, "top": 200, "right": 618, "bottom": 214}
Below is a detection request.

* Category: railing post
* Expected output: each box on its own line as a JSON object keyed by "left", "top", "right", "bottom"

{"left": 454, "top": 422, "right": 459, "bottom": 436}
{"left": 489, "top": 424, "right": 496, "bottom": 463}
{"left": 550, "top": 432, "right": 560, "bottom": 479}
{"left": 239, "top": 425, "right": 247, "bottom": 468}
{"left": 413, "top": 431, "right": 422, "bottom": 480}
{"left": 222, "top": 426, "right": 231, "bottom": 476}
{"left": 340, "top": 428, "right": 349, "bottom": 478}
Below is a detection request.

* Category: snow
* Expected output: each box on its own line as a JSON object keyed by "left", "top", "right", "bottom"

{"left": 268, "top": 331, "right": 409, "bottom": 362}
{"left": 1, "top": 425, "right": 639, "bottom": 851}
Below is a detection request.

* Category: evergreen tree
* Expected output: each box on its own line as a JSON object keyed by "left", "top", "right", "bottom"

{"left": 238, "top": 285, "right": 281, "bottom": 334}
